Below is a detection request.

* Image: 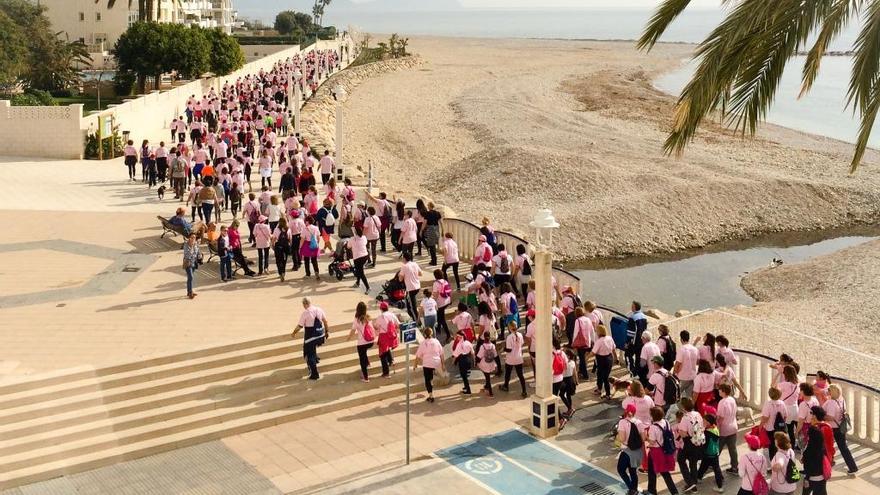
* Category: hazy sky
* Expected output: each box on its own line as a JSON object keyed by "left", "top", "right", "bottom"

{"left": 454, "top": 0, "right": 718, "bottom": 6}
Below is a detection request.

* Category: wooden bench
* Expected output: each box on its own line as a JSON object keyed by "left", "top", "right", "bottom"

{"left": 158, "top": 216, "right": 187, "bottom": 239}
{"left": 205, "top": 241, "right": 218, "bottom": 264}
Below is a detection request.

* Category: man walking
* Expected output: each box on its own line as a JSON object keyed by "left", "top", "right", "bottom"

{"left": 292, "top": 298, "right": 330, "bottom": 380}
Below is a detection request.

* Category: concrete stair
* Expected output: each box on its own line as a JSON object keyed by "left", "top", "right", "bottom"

{"left": 0, "top": 327, "right": 421, "bottom": 490}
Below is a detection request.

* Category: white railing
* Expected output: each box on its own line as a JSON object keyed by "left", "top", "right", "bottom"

{"left": 650, "top": 309, "right": 880, "bottom": 449}
{"left": 439, "top": 218, "right": 581, "bottom": 294}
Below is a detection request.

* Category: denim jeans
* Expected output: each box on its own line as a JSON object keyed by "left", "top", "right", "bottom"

{"left": 185, "top": 266, "right": 194, "bottom": 295}
{"left": 220, "top": 254, "right": 232, "bottom": 280}
{"left": 423, "top": 314, "right": 437, "bottom": 331}
{"left": 201, "top": 202, "right": 214, "bottom": 222}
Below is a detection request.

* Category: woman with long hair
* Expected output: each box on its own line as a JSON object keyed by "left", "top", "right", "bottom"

{"left": 348, "top": 302, "right": 376, "bottom": 382}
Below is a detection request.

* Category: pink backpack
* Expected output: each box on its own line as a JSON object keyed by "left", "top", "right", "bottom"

{"left": 440, "top": 280, "right": 452, "bottom": 299}
{"left": 749, "top": 458, "right": 769, "bottom": 495}
{"left": 363, "top": 321, "right": 375, "bottom": 342}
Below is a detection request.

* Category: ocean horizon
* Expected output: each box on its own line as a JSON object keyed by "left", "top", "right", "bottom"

{"left": 315, "top": 8, "right": 872, "bottom": 149}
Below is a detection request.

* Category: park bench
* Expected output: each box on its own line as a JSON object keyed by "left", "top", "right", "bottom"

{"left": 158, "top": 216, "right": 187, "bottom": 239}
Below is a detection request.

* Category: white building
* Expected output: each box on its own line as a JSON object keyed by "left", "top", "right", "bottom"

{"left": 35, "top": 0, "right": 237, "bottom": 56}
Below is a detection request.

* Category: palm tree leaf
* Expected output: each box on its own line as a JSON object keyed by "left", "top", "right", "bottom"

{"left": 800, "top": 0, "right": 857, "bottom": 98}
{"left": 847, "top": 0, "right": 880, "bottom": 170}
{"left": 637, "top": 0, "right": 694, "bottom": 51}
{"left": 725, "top": 0, "right": 833, "bottom": 136}
{"left": 851, "top": 80, "right": 880, "bottom": 171}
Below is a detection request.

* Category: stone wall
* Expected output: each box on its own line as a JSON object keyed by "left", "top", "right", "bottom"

{"left": 0, "top": 102, "right": 85, "bottom": 159}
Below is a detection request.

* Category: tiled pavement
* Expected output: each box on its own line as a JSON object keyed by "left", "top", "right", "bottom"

{"left": 0, "top": 442, "right": 279, "bottom": 495}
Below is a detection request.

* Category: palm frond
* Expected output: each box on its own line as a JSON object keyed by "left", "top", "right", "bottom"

{"left": 637, "top": 0, "right": 693, "bottom": 51}
{"left": 848, "top": 0, "right": 880, "bottom": 170}
{"left": 726, "top": 0, "right": 833, "bottom": 136}
{"left": 800, "top": 0, "right": 857, "bottom": 98}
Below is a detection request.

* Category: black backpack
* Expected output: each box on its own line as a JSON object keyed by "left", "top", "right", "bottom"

{"left": 521, "top": 257, "right": 532, "bottom": 276}
{"left": 784, "top": 454, "right": 801, "bottom": 483}
{"left": 276, "top": 229, "right": 290, "bottom": 251}
{"left": 773, "top": 411, "right": 787, "bottom": 432}
{"left": 626, "top": 420, "right": 643, "bottom": 450}
{"left": 663, "top": 372, "right": 681, "bottom": 406}
{"left": 657, "top": 423, "right": 676, "bottom": 455}
{"left": 660, "top": 335, "right": 676, "bottom": 370}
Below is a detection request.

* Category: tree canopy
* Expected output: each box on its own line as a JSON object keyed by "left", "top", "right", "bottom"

{"left": 639, "top": 0, "right": 880, "bottom": 173}
{"left": 274, "top": 10, "right": 314, "bottom": 36}
{"left": 113, "top": 23, "right": 244, "bottom": 93}
{"left": 0, "top": 0, "right": 92, "bottom": 92}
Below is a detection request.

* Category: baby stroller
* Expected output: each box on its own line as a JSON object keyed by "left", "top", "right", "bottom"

{"left": 328, "top": 238, "right": 354, "bottom": 281}
{"left": 377, "top": 274, "right": 407, "bottom": 309}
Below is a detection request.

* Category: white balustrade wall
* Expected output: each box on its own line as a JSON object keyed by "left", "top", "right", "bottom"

{"left": 0, "top": 102, "right": 84, "bottom": 159}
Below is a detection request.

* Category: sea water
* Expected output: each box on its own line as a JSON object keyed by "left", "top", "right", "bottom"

{"left": 320, "top": 8, "right": 869, "bottom": 147}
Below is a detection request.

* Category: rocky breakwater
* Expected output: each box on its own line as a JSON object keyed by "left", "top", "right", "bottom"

{"left": 300, "top": 56, "right": 424, "bottom": 179}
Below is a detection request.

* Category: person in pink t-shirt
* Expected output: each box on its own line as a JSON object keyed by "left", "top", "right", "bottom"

{"left": 500, "top": 322, "right": 527, "bottom": 397}
{"left": 347, "top": 302, "right": 376, "bottom": 382}
{"left": 350, "top": 227, "right": 370, "bottom": 294}
{"left": 441, "top": 232, "right": 461, "bottom": 290}
{"left": 398, "top": 252, "right": 422, "bottom": 321}
{"left": 674, "top": 330, "right": 700, "bottom": 399}
{"left": 363, "top": 206, "right": 382, "bottom": 267}
{"left": 414, "top": 327, "right": 444, "bottom": 403}
{"left": 715, "top": 383, "right": 739, "bottom": 474}
{"left": 400, "top": 210, "right": 418, "bottom": 258}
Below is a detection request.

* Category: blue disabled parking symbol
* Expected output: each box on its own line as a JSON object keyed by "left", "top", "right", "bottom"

{"left": 437, "top": 429, "right": 626, "bottom": 495}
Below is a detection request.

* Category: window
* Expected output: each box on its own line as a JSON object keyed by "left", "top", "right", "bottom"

{"left": 79, "top": 12, "right": 85, "bottom": 21}
{"left": 96, "top": 12, "right": 102, "bottom": 21}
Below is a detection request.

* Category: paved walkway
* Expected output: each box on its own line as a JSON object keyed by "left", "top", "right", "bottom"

{"left": 0, "top": 158, "right": 429, "bottom": 380}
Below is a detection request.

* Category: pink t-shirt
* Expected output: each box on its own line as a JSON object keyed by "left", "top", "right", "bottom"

{"left": 640, "top": 342, "right": 661, "bottom": 365}
{"left": 675, "top": 344, "right": 699, "bottom": 381}
{"left": 400, "top": 261, "right": 422, "bottom": 291}
{"left": 350, "top": 235, "right": 368, "bottom": 260}
{"left": 452, "top": 312, "right": 473, "bottom": 331}
{"left": 351, "top": 319, "right": 374, "bottom": 346}
{"left": 739, "top": 452, "right": 769, "bottom": 491}
{"left": 443, "top": 238, "right": 459, "bottom": 263}
{"left": 433, "top": 279, "right": 451, "bottom": 308}
{"left": 717, "top": 396, "right": 738, "bottom": 437}
{"left": 797, "top": 396, "right": 819, "bottom": 422}
{"left": 771, "top": 449, "right": 798, "bottom": 493}
{"left": 647, "top": 419, "right": 671, "bottom": 449}
{"left": 822, "top": 398, "right": 844, "bottom": 429}
{"left": 401, "top": 218, "right": 418, "bottom": 244}
{"left": 593, "top": 336, "right": 615, "bottom": 356}
{"left": 415, "top": 338, "right": 443, "bottom": 369}
{"left": 648, "top": 369, "right": 667, "bottom": 406}
{"left": 505, "top": 332, "right": 524, "bottom": 365}
{"left": 375, "top": 311, "right": 400, "bottom": 334}
{"left": 699, "top": 344, "right": 715, "bottom": 365}
{"left": 617, "top": 418, "right": 645, "bottom": 450}
{"left": 622, "top": 395, "right": 655, "bottom": 425}
{"left": 525, "top": 320, "right": 537, "bottom": 353}
{"left": 254, "top": 223, "right": 272, "bottom": 249}
{"left": 572, "top": 316, "right": 593, "bottom": 348}
{"left": 363, "top": 215, "right": 381, "bottom": 241}
{"left": 777, "top": 381, "right": 800, "bottom": 406}
{"left": 297, "top": 306, "right": 326, "bottom": 327}
{"left": 693, "top": 372, "right": 715, "bottom": 394}
{"left": 319, "top": 155, "right": 335, "bottom": 174}
{"left": 761, "top": 399, "right": 788, "bottom": 431}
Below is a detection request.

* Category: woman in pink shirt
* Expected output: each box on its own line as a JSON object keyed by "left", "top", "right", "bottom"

{"left": 512, "top": 244, "right": 532, "bottom": 298}
{"left": 298, "top": 216, "right": 321, "bottom": 280}
{"left": 441, "top": 232, "right": 461, "bottom": 290}
{"left": 451, "top": 302, "right": 475, "bottom": 342}
{"left": 431, "top": 270, "right": 453, "bottom": 343}
{"left": 350, "top": 227, "right": 370, "bottom": 294}
{"left": 288, "top": 210, "right": 305, "bottom": 271}
{"left": 776, "top": 365, "right": 800, "bottom": 444}
{"left": 571, "top": 307, "right": 593, "bottom": 380}
{"left": 646, "top": 406, "right": 677, "bottom": 495}
{"left": 693, "top": 359, "right": 717, "bottom": 414}
{"left": 476, "top": 331, "right": 497, "bottom": 397}
{"left": 591, "top": 325, "right": 616, "bottom": 399}
{"left": 398, "top": 252, "right": 422, "bottom": 321}
{"left": 452, "top": 331, "right": 475, "bottom": 395}
{"left": 347, "top": 302, "right": 376, "bottom": 382}
{"left": 414, "top": 327, "right": 444, "bottom": 403}
{"left": 824, "top": 384, "right": 858, "bottom": 474}
{"left": 123, "top": 140, "right": 138, "bottom": 181}
{"left": 760, "top": 387, "right": 790, "bottom": 460}
{"left": 400, "top": 210, "right": 418, "bottom": 258}
{"left": 696, "top": 333, "right": 716, "bottom": 367}
{"left": 715, "top": 383, "right": 739, "bottom": 474}
{"left": 363, "top": 206, "right": 381, "bottom": 267}
{"left": 622, "top": 382, "right": 655, "bottom": 426}
{"left": 375, "top": 302, "right": 400, "bottom": 377}
{"left": 253, "top": 215, "right": 272, "bottom": 275}
{"left": 500, "top": 322, "right": 527, "bottom": 397}
{"left": 738, "top": 435, "right": 769, "bottom": 494}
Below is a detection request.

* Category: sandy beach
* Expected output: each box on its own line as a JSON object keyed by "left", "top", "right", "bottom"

{"left": 326, "top": 35, "right": 880, "bottom": 379}
{"left": 338, "top": 36, "right": 880, "bottom": 262}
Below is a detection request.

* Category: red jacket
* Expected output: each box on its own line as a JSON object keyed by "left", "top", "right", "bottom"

{"left": 818, "top": 422, "right": 835, "bottom": 463}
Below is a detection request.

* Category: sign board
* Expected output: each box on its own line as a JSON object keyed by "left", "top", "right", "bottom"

{"left": 400, "top": 321, "right": 418, "bottom": 345}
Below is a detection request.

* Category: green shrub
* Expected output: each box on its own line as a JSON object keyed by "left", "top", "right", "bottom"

{"left": 84, "top": 128, "right": 123, "bottom": 160}
{"left": 113, "top": 71, "right": 136, "bottom": 97}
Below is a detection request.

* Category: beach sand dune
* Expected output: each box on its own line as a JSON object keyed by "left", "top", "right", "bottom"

{"left": 343, "top": 36, "right": 880, "bottom": 262}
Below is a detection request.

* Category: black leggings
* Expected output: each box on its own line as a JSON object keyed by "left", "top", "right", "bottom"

{"left": 697, "top": 455, "right": 723, "bottom": 489}
{"left": 503, "top": 363, "right": 526, "bottom": 395}
{"left": 423, "top": 367, "right": 435, "bottom": 394}
{"left": 357, "top": 342, "right": 373, "bottom": 379}
{"left": 442, "top": 262, "right": 461, "bottom": 289}
{"left": 368, "top": 239, "right": 378, "bottom": 265}
{"left": 596, "top": 354, "right": 613, "bottom": 396}
{"left": 127, "top": 162, "right": 136, "bottom": 179}
{"left": 353, "top": 256, "right": 369, "bottom": 289}
{"left": 577, "top": 347, "right": 590, "bottom": 379}
{"left": 802, "top": 479, "right": 828, "bottom": 495}
{"left": 257, "top": 248, "right": 269, "bottom": 273}
{"left": 435, "top": 304, "right": 450, "bottom": 342}
{"left": 380, "top": 350, "right": 393, "bottom": 376}
{"left": 560, "top": 376, "right": 574, "bottom": 411}
{"left": 458, "top": 356, "right": 472, "bottom": 393}
{"left": 274, "top": 247, "right": 288, "bottom": 276}
{"left": 303, "top": 255, "right": 319, "bottom": 277}
{"left": 617, "top": 452, "right": 639, "bottom": 492}
{"left": 483, "top": 371, "right": 493, "bottom": 394}
{"left": 406, "top": 289, "right": 419, "bottom": 321}
{"left": 290, "top": 235, "right": 301, "bottom": 269}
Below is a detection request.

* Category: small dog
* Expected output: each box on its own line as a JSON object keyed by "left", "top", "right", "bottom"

{"left": 157, "top": 186, "right": 166, "bottom": 200}
{"left": 608, "top": 376, "right": 633, "bottom": 399}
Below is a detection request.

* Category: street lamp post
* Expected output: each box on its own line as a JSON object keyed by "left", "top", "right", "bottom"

{"left": 334, "top": 84, "right": 347, "bottom": 182}
{"left": 292, "top": 70, "right": 303, "bottom": 135}
{"left": 528, "top": 209, "right": 560, "bottom": 439}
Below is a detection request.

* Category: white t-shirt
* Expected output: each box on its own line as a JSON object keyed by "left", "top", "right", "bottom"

{"left": 421, "top": 297, "right": 437, "bottom": 317}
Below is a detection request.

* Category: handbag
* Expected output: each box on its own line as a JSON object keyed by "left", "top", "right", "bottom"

{"left": 838, "top": 399, "right": 852, "bottom": 433}
{"left": 750, "top": 425, "right": 771, "bottom": 449}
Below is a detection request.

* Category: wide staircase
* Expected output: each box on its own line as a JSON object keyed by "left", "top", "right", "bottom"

{"left": 0, "top": 327, "right": 420, "bottom": 489}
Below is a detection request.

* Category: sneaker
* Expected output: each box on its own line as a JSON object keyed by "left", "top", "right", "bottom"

{"left": 713, "top": 487, "right": 724, "bottom": 493}
{"left": 847, "top": 469, "right": 859, "bottom": 477}
{"left": 684, "top": 484, "right": 698, "bottom": 493}
{"left": 361, "top": 378, "right": 370, "bottom": 383}
{"left": 461, "top": 389, "right": 471, "bottom": 395}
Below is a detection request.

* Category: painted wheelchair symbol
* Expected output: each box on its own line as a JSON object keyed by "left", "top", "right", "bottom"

{"left": 464, "top": 456, "right": 503, "bottom": 475}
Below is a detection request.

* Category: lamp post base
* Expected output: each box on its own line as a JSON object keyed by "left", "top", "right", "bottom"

{"left": 529, "top": 395, "right": 560, "bottom": 439}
